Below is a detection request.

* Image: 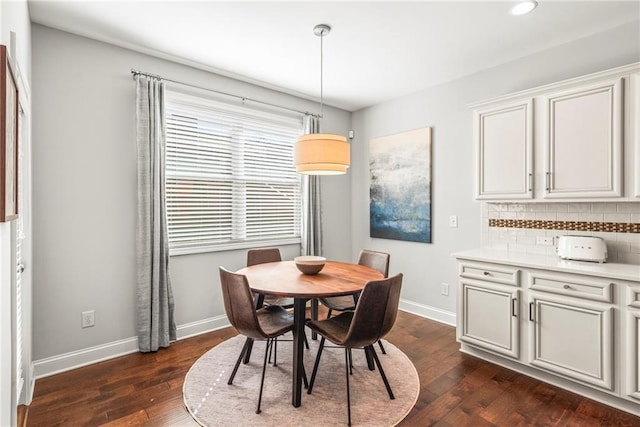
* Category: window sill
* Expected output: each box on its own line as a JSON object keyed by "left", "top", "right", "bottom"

{"left": 169, "top": 238, "right": 301, "bottom": 257}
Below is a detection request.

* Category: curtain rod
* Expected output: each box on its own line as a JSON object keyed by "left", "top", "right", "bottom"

{"left": 130, "top": 68, "right": 319, "bottom": 118}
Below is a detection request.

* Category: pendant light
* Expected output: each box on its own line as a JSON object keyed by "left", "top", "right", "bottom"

{"left": 294, "top": 24, "right": 350, "bottom": 175}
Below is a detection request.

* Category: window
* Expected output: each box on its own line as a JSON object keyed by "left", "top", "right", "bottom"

{"left": 165, "top": 91, "right": 303, "bottom": 254}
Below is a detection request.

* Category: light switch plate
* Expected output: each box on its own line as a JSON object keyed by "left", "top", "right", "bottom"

{"left": 448, "top": 215, "right": 458, "bottom": 228}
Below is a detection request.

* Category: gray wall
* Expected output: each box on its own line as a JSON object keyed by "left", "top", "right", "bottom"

{"left": 31, "top": 24, "right": 352, "bottom": 361}
{"left": 350, "top": 21, "right": 640, "bottom": 315}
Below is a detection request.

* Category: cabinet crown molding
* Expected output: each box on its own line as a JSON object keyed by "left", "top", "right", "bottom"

{"left": 469, "top": 62, "right": 640, "bottom": 109}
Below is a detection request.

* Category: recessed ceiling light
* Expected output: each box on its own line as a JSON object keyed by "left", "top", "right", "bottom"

{"left": 510, "top": 1, "right": 538, "bottom": 16}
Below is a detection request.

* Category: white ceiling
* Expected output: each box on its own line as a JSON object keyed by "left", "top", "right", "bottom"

{"left": 28, "top": 1, "right": 640, "bottom": 111}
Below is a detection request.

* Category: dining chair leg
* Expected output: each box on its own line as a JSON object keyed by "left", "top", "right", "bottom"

{"left": 348, "top": 348, "right": 353, "bottom": 375}
{"left": 345, "top": 348, "right": 352, "bottom": 426}
{"left": 370, "top": 346, "right": 395, "bottom": 400}
{"left": 377, "top": 339, "right": 387, "bottom": 354}
{"left": 364, "top": 345, "right": 375, "bottom": 371}
{"left": 243, "top": 338, "right": 254, "bottom": 364}
{"left": 273, "top": 337, "right": 278, "bottom": 367}
{"left": 304, "top": 331, "right": 310, "bottom": 350}
{"left": 255, "top": 293, "right": 266, "bottom": 309}
{"left": 256, "top": 339, "right": 272, "bottom": 414}
{"left": 302, "top": 363, "right": 309, "bottom": 389}
{"left": 326, "top": 308, "right": 333, "bottom": 319}
{"left": 307, "top": 336, "right": 325, "bottom": 394}
{"left": 228, "top": 337, "right": 250, "bottom": 385}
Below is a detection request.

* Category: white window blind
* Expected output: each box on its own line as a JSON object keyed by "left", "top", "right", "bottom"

{"left": 165, "top": 92, "right": 303, "bottom": 254}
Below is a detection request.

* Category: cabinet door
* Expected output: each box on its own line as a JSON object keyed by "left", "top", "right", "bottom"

{"left": 631, "top": 72, "right": 640, "bottom": 198}
{"left": 474, "top": 99, "right": 533, "bottom": 200}
{"left": 460, "top": 280, "right": 519, "bottom": 358}
{"left": 627, "top": 310, "right": 640, "bottom": 400}
{"left": 626, "top": 285, "right": 640, "bottom": 400}
{"left": 543, "top": 78, "right": 623, "bottom": 199}
{"left": 529, "top": 295, "right": 613, "bottom": 390}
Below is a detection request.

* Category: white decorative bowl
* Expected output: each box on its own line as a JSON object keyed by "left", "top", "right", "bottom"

{"left": 294, "top": 256, "right": 326, "bottom": 275}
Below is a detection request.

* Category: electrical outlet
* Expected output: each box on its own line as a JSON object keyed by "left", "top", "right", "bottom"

{"left": 440, "top": 283, "right": 450, "bottom": 296}
{"left": 448, "top": 215, "right": 458, "bottom": 228}
{"left": 536, "top": 236, "right": 554, "bottom": 246}
{"left": 81, "top": 310, "right": 95, "bottom": 328}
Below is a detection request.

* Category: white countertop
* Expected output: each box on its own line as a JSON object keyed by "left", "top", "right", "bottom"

{"left": 453, "top": 248, "right": 640, "bottom": 282}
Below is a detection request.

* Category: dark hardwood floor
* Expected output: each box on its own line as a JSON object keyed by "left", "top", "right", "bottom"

{"left": 28, "top": 310, "right": 639, "bottom": 426}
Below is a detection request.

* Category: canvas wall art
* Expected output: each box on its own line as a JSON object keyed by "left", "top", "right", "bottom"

{"left": 369, "top": 127, "right": 431, "bottom": 243}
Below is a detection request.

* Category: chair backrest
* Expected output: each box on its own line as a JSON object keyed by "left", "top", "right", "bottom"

{"left": 357, "top": 249, "right": 390, "bottom": 278}
{"left": 219, "top": 267, "right": 266, "bottom": 340}
{"left": 380, "top": 272, "right": 403, "bottom": 338}
{"left": 341, "top": 273, "right": 403, "bottom": 348}
{"left": 247, "top": 247, "right": 282, "bottom": 267}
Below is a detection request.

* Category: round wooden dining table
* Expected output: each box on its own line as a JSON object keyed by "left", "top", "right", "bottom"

{"left": 236, "top": 260, "right": 384, "bottom": 408}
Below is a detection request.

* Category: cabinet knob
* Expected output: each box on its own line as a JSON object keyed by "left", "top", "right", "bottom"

{"left": 483, "top": 271, "right": 491, "bottom": 276}
{"left": 563, "top": 284, "right": 572, "bottom": 290}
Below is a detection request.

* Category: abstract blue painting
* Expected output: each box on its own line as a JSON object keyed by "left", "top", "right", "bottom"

{"left": 369, "top": 127, "right": 431, "bottom": 243}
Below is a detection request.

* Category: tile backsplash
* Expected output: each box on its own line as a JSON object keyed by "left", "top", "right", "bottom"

{"left": 481, "top": 202, "right": 640, "bottom": 264}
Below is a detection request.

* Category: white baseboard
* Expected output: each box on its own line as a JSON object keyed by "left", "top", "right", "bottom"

{"left": 32, "top": 315, "right": 230, "bottom": 380}
{"left": 177, "top": 315, "right": 229, "bottom": 340}
{"left": 399, "top": 298, "right": 456, "bottom": 326}
{"left": 27, "top": 368, "right": 35, "bottom": 406}
{"left": 31, "top": 303, "right": 455, "bottom": 381}
{"left": 32, "top": 336, "right": 139, "bottom": 380}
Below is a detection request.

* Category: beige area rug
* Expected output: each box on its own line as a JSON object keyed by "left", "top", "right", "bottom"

{"left": 183, "top": 333, "right": 419, "bottom": 426}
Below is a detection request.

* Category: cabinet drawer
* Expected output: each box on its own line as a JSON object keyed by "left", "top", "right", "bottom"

{"left": 460, "top": 262, "right": 520, "bottom": 286}
{"left": 529, "top": 272, "right": 613, "bottom": 303}
{"left": 628, "top": 284, "right": 640, "bottom": 309}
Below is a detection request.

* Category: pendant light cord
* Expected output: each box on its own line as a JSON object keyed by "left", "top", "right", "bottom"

{"left": 319, "top": 28, "right": 324, "bottom": 123}
{"left": 312, "top": 24, "right": 332, "bottom": 129}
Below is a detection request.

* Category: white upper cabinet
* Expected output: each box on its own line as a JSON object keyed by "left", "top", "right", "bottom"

{"left": 543, "top": 78, "right": 623, "bottom": 199}
{"left": 632, "top": 72, "right": 640, "bottom": 198}
{"left": 474, "top": 99, "right": 533, "bottom": 199}
{"left": 471, "top": 63, "right": 639, "bottom": 202}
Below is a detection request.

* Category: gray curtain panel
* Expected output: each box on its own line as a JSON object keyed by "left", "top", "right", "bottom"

{"left": 135, "top": 75, "right": 176, "bottom": 352}
{"left": 301, "top": 115, "right": 323, "bottom": 256}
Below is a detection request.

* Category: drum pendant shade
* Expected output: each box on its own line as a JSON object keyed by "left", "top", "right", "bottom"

{"left": 294, "top": 133, "right": 350, "bottom": 175}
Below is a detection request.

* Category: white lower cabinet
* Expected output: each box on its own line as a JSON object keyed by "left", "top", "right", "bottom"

{"left": 454, "top": 252, "right": 640, "bottom": 416}
{"left": 529, "top": 294, "right": 613, "bottom": 390}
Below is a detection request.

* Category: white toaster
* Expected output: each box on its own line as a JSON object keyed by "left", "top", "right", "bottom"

{"left": 557, "top": 235, "right": 607, "bottom": 263}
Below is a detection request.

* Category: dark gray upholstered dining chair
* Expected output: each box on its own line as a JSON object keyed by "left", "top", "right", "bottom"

{"left": 246, "top": 247, "right": 309, "bottom": 356}
{"left": 319, "top": 249, "right": 391, "bottom": 353}
{"left": 247, "top": 247, "right": 295, "bottom": 309}
{"left": 219, "top": 267, "right": 303, "bottom": 414}
{"left": 306, "top": 273, "right": 403, "bottom": 426}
